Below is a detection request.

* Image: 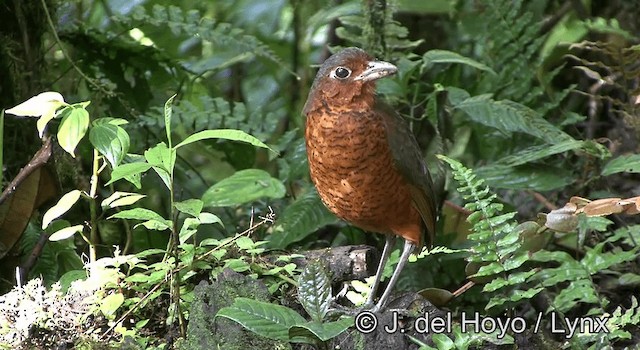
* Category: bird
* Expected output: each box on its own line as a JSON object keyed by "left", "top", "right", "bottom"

{"left": 303, "top": 47, "right": 437, "bottom": 312}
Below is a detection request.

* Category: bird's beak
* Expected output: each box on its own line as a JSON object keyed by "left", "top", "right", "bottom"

{"left": 354, "top": 60, "right": 398, "bottom": 82}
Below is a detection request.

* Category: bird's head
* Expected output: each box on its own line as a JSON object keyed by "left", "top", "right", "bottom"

{"left": 303, "top": 47, "right": 397, "bottom": 115}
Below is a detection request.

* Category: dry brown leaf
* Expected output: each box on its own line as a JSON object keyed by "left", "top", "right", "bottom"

{"left": 581, "top": 198, "right": 623, "bottom": 216}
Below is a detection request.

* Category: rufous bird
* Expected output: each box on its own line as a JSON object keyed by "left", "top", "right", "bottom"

{"left": 303, "top": 47, "right": 437, "bottom": 311}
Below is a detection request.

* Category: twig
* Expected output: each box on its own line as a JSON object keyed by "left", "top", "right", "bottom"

{"left": 39, "top": 0, "right": 113, "bottom": 96}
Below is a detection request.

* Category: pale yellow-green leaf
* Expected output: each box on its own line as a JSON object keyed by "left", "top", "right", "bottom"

{"left": 100, "top": 292, "right": 125, "bottom": 318}
{"left": 42, "top": 190, "right": 82, "bottom": 229}
{"left": 5, "top": 91, "right": 65, "bottom": 117}
{"left": 49, "top": 225, "right": 84, "bottom": 241}
{"left": 101, "top": 192, "right": 146, "bottom": 209}
{"left": 36, "top": 108, "right": 58, "bottom": 137}
{"left": 57, "top": 108, "right": 90, "bottom": 157}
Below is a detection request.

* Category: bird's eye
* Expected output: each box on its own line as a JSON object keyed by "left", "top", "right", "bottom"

{"left": 332, "top": 67, "right": 351, "bottom": 80}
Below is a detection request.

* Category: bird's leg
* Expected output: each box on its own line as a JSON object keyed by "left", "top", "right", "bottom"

{"left": 364, "top": 233, "right": 396, "bottom": 308}
{"left": 372, "top": 239, "right": 415, "bottom": 312}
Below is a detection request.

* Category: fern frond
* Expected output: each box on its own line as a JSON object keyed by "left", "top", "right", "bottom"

{"left": 438, "top": 155, "right": 535, "bottom": 310}
{"left": 335, "top": 0, "right": 422, "bottom": 59}
{"left": 605, "top": 296, "right": 640, "bottom": 342}
{"left": 114, "top": 5, "right": 293, "bottom": 75}
{"left": 532, "top": 236, "right": 638, "bottom": 314}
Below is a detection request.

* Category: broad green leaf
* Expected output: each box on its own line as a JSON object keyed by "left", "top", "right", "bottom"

{"left": 89, "top": 122, "right": 130, "bottom": 168}
{"left": 174, "top": 199, "right": 203, "bottom": 217}
{"left": 92, "top": 117, "right": 128, "bottom": 126}
{"left": 223, "top": 258, "right": 251, "bottom": 272}
{"left": 215, "top": 297, "right": 309, "bottom": 343}
{"left": 423, "top": 49, "right": 496, "bottom": 75}
{"left": 144, "top": 143, "right": 174, "bottom": 171}
{"left": 202, "top": 169, "right": 286, "bottom": 207}
{"left": 139, "top": 220, "right": 171, "bottom": 231}
{"left": 59, "top": 270, "right": 87, "bottom": 293}
{"left": 49, "top": 224, "right": 84, "bottom": 241}
{"left": 289, "top": 318, "right": 354, "bottom": 342}
{"left": 179, "top": 217, "right": 200, "bottom": 244}
{"left": 109, "top": 208, "right": 168, "bottom": 222}
{"left": 268, "top": 189, "right": 338, "bottom": 249}
{"left": 175, "top": 129, "right": 274, "bottom": 153}
{"left": 144, "top": 143, "right": 175, "bottom": 189}
{"left": 164, "top": 94, "right": 176, "bottom": 147}
{"left": 490, "top": 140, "right": 587, "bottom": 168}
{"left": 57, "top": 107, "right": 90, "bottom": 157}
{"left": 106, "top": 162, "right": 152, "bottom": 186}
{"left": 297, "top": 261, "right": 332, "bottom": 322}
{"left": 235, "top": 236, "right": 255, "bottom": 250}
{"left": 602, "top": 154, "right": 640, "bottom": 176}
{"left": 199, "top": 212, "right": 223, "bottom": 227}
{"left": 101, "top": 192, "right": 146, "bottom": 209}
{"left": 42, "top": 190, "right": 82, "bottom": 229}
{"left": 5, "top": 91, "right": 65, "bottom": 117}
{"left": 450, "top": 93, "right": 573, "bottom": 144}
{"left": 476, "top": 164, "right": 572, "bottom": 191}
{"left": 100, "top": 292, "right": 125, "bottom": 318}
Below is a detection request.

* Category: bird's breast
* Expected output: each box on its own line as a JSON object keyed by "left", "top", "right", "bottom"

{"left": 305, "top": 108, "right": 418, "bottom": 236}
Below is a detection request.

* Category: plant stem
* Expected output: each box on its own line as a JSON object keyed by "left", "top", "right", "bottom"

{"left": 88, "top": 149, "right": 100, "bottom": 267}
{"left": 168, "top": 149, "right": 187, "bottom": 337}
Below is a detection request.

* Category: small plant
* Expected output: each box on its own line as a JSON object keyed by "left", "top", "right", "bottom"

{"left": 4, "top": 92, "right": 282, "bottom": 345}
{"left": 216, "top": 260, "right": 353, "bottom": 347}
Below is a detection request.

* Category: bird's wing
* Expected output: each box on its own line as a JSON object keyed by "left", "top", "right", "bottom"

{"left": 377, "top": 101, "right": 437, "bottom": 248}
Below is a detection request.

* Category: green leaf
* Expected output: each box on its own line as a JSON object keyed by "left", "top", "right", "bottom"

{"left": 101, "top": 192, "right": 146, "bottom": 209}
{"left": 57, "top": 107, "right": 90, "bottom": 157}
{"left": 476, "top": 164, "right": 572, "bottom": 191}
{"left": 289, "top": 318, "right": 354, "bottom": 342}
{"left": 450, "top": 93, "right": 573, "bottom": 144}
{"left": 582, "top": 242, "right": 638, "bottom": 274}
{"left": 58, "top": 270, "right": 87, "bottom": 293}
{"left": 199, "top": 212, "right": 223, "bottom": 227}
{"left": 551, "top": 279, "right": 599, "bottom": 313}
{"left": 42, "top": 190, "right": 82, "bottom": 229}
{"left": 175, "top": 129, "right": 275, "bottom": 153}
{"left": 107, "top": 162, "right": 152, "bottom": 186}
{"left": 602, "top": 154, "right": 640, "bottom": 176}
{"left": 268, "top": 189, "right": 338, "bottom": 249}
{"left": 235, "top": 236, "right": 255, "bottom": 250}
{"left": 164, "top": 94, "right": 176, "bottom": 147}
{"left": 431, "top": 333, "right": 455, "bottom": 349}
{"left": 202, "top": 169, "right": 286, "bottom": 207}
{"left": 89, "top": 122, "right": 130, "bottom": 168}
{"left": 93, "top": 117, "right": 128, "bottom": 126}
{"left": 49, "top": 224, "right": 83, "bottom": 241}
{"left": 297, "top": 261, "right": 332, "bottom": 322}
{"left": 423, "top": 49, "right": 496, "bottom": 75}
{"left": 179, "top": 217, "right": 200, "bottom": 243}
{"left": 489, "top": 140, "right": 588, "bottom": 168}
{"left": 175, "top": 199, "right": 203, "bottom": 217}
{"left": 109, "top": 208, "right": 169, "bottom": 224}
{"left": 6, "top": 91, "right": 65, "bottom": 117}
{"left": 223, "top": 258, "right": 251, "bottom": 272}
{"left": 215, "top": 297, "right": 309, "bottom": 342}
{"left": 486, "top": 287, "right": 544, "bottom": 310}
{"left": 100, "top": 292, "right": 125, "bottom": 318}
{"left": 144, "top": 143, "right": 175, "bottom": 189}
